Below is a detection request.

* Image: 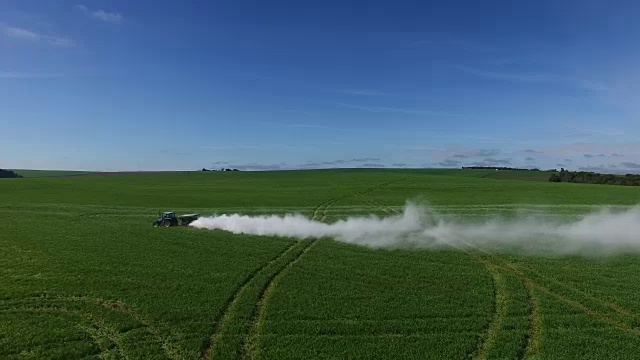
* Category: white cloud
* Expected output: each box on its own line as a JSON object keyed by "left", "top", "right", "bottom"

{"left": 0, "top": 72, "right": 63, "bottom": 79}
{"left": 457, "top": 65, "right": 609, "bottom": 92}
{"left": 2, "top": 24, "right": 76, "bottom": 47}
{"left": 75, "top": 4, "right": 124, "bottom": 24}
{"left": 457, "top": 65, "right": 562, "bottom": 83}
{"left": 337, "top": 103, "right": 459, "bottom": 117}
{"left": 336, "top": 89, "right": 387, "bottom": 96}
{"left": 3, "top": 25, "right": 39, "bottom": 41}
{"left": 46, "top": 36, "right": 76, "bottom": 47}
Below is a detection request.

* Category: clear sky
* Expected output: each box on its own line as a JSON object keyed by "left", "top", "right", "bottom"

{"left": 2, "top": 0, "right": 640, "bottom": 172}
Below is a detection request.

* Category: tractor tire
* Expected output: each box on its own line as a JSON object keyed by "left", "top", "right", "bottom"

{"left": 163, "top": 220, "right": 171, "bottom": 228}
{"left": 153, "top": 222, "right": 159, "bottom": 227}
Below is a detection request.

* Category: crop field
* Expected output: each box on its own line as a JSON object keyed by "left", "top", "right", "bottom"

{"left": 11, "top": 170, "right": 98, "bottom": 178}
{"left": 2, "top": 169, "right": 640, "bottom": 359}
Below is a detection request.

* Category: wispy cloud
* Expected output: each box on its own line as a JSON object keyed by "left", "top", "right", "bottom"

{"left": 3, "top": 25, "right": 38, "bottom": 40}
{"left": 410, "top": 34, "right": 498, "bottom": 52}
{"left": 450, "top": 149, "right": 501, "bottom": 158}
{"left": 457, "top": 65, "right": 561, "bottom": 83}
{"left": 336, "top": 89, "right": 387, "bottom": 96}
{"left": 337, "top": 103, "right": 458, "bottom": 117}
{"left": 320, "top": 160, "right": 347, "bottom": 165}
{"left": 281, "top": 123, "right": 326, "bottom": 129}
{"left": 74, "top": 5, "right": 124, "bottom": 24}
{"left": 468, "top": 158, "right": 512, "bottom": 167}
{"left": 227, "top": 163, "right": 286, "bottom": 171}
{"left": 576, "top": 165, "right": 640, "bottom": 174}
{"left": 437, "top": 159, "right": 462, "bottom": 167}
{"left": 578, "top": 79, "right": 610, "bottom": 92}
{"left": 0, "top": 72, "right": 63, "bottom": 79}
{"left": 1, "top": 24, "right": 75, "bottom": 47}
{"left": 297, "top": 158, "right": 383, "bottom": 169}
{"left": 202, "top": 145, "right": 259, "bottom": 151}
{"left": 457, "top": 65, "right": 608, "bottom": 92}
{"left": 563, "top": 123, "right": 625, "bottom": 139}
{"left": 258, "top": 121, "right": 348, "bottom": 132}
{"left": 540, "top": 143, "right": 640, "bottom": 157}
{"left": 351, "top": 157, "right": 381, "bottom": 162}
{"left": 621, "top": 162, "right": 640, "bottom": 169}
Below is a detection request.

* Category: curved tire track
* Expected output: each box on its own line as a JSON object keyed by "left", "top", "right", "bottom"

{"left": 199, "top": 184, "right": 349, "bottom": 359}
{"left": 471, "top": 247, "right": 640, "bottom": 358}
{"left": 198, "top": 241, "right": 301, "bottom": 360}
{"left": 239, "top": 177, "right": 408, "bottom": 360}
{"left": 0, "top": 294, "right": 173, "bottom": 359}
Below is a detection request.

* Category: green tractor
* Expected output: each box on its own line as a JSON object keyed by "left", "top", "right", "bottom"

{"left": 153, "top": 211, "right": 200, "bottom": 227}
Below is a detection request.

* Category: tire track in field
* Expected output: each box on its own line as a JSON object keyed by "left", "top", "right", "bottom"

{"left": 509, "top": 260, "right": 633, "bottom": 318}
{"left": 240, "top": 186, "right": 348, "bottom": 358}
{"left": 461, "top": 247, "right": 542, "bottom": 360}
{"left": 476, "top": 247, "right": 635, "bottom": 319}
{"left": 346, "top": 184, "right": 535, "bottom": 360}
{"left": 242, "top": 241, "right": 317, "bottom": 360}
{"left": 201, "top": 184, "right": 348, "bottom": 359}
{"left": 0, "top": 294, "right": 176, "bottom": 359}
{"left": 471, "top": 248, "right": 640, "bottom": 356}
{"left": 198, "top": 242, "right": 300, "bottom": 360}
{"left": 522, "top": 279, "right": 542, "bottom": 359}
{"left": 468, "top": 256, "right": 511, "bottom": 360}
{"left": 332, "top": 177, "right": 522, "bottom": 358}
{"left": 240, "top": 177, "right": 407, "bottom": 360}
{"left": 354, "top": 183, "right": 535, "bottom": 360}
{"left": 365, "top": 192, "right": 639, "bottom": 356}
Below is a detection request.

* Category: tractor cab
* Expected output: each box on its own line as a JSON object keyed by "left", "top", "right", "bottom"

{"left": 153, "top": 211, "right": 200, "bottom": 227}
{"left": 154, "top": 211, "right": 178, "bottom": 227}
{"left": 162, "top": 212, "right": 176, "bottom": 220}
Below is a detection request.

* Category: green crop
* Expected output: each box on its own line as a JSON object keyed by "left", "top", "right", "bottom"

{"left": 2, "top": 169, "right": 640, "bottom": 359}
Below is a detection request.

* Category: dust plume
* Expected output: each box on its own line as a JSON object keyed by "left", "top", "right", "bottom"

{"left": 190, "top": 203, "right": 640, "bottom": 255}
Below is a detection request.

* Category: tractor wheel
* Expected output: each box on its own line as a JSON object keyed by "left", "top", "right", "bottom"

{"left": 153, "top": 222, "right": 159, "bottom": 227}
{"left": 163, "top": 220, "right": 171, "bottom": 227}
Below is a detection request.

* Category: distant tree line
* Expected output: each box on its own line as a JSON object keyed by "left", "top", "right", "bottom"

{"left": 549, "top": 168, "right": 640, "bottom": 186}
{"left": 201, "top": 168, "right": 240, "bottom": 172}
{"left": 461, "top": 166, "right": 541, "bottom": 171}
{"left": 0, "top": 169, "right": 22, "bottom": 178}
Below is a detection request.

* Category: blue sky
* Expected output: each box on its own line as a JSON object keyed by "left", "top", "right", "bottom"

{"left": 2, "top": 0, "right": 640, "bottom": 172}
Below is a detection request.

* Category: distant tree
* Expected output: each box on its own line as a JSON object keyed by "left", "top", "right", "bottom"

{"left": 201, "top": 168, "right": 209, "bottom": 172}
{"left": 0, "top": 169, "right": 22, "bottom": 178}
{"left": 549, "top": 170, "right": 640, "bottom": 186}
{"left": 232, "top": 168, "right": 239, "bottom": 171}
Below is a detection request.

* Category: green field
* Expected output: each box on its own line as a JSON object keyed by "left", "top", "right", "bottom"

{"left": 2, "top": 169, "right": 640, "bottom": 359}
{"left": 11, "top": 170, "right": 98, "bottom": 178}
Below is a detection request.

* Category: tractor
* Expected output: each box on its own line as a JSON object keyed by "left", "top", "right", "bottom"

{"left": 153, "top": 211, "right": 200, "bottom": 227}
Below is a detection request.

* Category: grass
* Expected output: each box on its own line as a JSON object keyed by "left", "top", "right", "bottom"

{"left": 10, "top": 169, "right": 98, "bottom": 178}
{"left": 2, "top": 168, "right": 640, "bottom": 359}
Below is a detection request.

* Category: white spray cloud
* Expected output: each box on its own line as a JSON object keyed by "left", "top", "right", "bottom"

{"left": 190, "top": 203, "right": 640, "bottom": 255}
